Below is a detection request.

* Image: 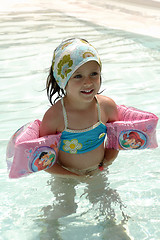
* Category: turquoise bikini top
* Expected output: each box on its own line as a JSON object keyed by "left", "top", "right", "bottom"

{"left": 59, "top": 97, "right": 107, "bottom": 154}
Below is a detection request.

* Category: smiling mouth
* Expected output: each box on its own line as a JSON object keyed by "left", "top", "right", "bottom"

{"left": 81, "top": 89, "right": 94, "bottom": 94}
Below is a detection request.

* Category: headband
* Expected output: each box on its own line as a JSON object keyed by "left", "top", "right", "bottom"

{"left": 52, "top": 38, "right": 101, "bottom": 90}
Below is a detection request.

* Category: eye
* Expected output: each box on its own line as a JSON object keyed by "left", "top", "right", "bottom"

{"left": 74, "top": 74, "right": 82, "bottom": 79}
{"left": 90, "top": 72, "right": 98, "bottom": 76}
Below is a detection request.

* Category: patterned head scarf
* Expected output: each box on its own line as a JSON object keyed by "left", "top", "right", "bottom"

{"left": 52, "top": 38, "right": 102, "bottom": 90}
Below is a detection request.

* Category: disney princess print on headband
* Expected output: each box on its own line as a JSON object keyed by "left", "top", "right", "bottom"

{"left": 52, "top": 38, "right": 102, "bottom": 90}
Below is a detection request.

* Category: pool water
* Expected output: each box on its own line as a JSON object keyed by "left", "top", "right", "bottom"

{"left": 0, "top": 1, "right": 160, "bottom": 239}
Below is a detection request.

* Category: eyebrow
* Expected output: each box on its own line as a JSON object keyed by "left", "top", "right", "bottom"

{"left": 73, "top": 71, "right": 81, "bottom": 75}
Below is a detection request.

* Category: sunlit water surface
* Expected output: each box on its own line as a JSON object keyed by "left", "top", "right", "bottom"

{"left": 0, "top": 1, "right": 160, "bottom": 240}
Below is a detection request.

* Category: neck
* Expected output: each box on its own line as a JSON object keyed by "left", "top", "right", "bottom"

{"left": 63, "top": 95, "right": 96, "bottom": 111}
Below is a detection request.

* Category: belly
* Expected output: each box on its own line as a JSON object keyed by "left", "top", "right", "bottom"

{"left": 58, "top": 143, "right": 105, "bottom": 170}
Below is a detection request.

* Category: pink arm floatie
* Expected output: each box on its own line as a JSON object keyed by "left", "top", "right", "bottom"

{"left": 6, "top": 106, "right": 158, "bottom": 178}
{"left": 106, "top": 105, "right": 159, "bottom": 150}
{"left": 6, "top": 120, "right": 61, "bottom": 178}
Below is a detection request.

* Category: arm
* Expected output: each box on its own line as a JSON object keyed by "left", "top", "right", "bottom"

{"left": 103, "top": 149, "right": 119, "bottom": 168}
{"left": 39, "top": 106, "right": 57, "bottom": 137}
{"left": 40, "top": 105, "right": 80, "bottom": 177}
{"left": 105, "top": 97, "right": 119, "bottom": 123}
{"left": 101, "top": 96, "right": 119, "bottom": 167}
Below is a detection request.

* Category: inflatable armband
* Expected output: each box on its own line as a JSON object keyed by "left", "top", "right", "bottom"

{"left": 106, "top": 105, "right": 158, "bottom": 150}
{"left": 6, "top": 120, "right": 61, "bottom": 178}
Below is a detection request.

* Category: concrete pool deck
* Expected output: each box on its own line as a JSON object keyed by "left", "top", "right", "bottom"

{"left": 1, "top": 0, "right": 160, "bottom": 38}
{"left": 52, "top": 0, "right": 160, "bottom": 38}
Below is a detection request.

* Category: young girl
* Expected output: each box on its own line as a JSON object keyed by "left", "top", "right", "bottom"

{"left": 40, "top": 38, "right": 119, "bottom": 176}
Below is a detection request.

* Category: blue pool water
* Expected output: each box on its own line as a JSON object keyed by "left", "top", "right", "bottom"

{"left": 0, "top": 1, "right": 160, "bottom": 239}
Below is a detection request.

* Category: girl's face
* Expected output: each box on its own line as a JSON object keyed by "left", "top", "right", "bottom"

{"left": 65, "top": 61, "right": 101, "bottom": 102}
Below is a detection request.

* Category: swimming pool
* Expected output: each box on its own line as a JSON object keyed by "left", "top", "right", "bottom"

{"left": 0, "top": 1, "right": 160, "bottom": 239}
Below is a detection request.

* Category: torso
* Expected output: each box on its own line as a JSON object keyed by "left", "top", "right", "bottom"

{"left": 40, "top": 94, "right": 117, "bottom": 174}
{"left": 58, "top": 143, "right": 105, "bottom": 173}
{"left": 58, "top": 96, "right": 107, "bottom": 172}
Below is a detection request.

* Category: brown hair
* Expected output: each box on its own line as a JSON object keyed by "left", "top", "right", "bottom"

{"left": 46, "top": 67, "right": 65, "bottom": 105}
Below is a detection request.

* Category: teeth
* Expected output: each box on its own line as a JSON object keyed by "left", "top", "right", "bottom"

{"left": 83, "top": 90, "right": 92, "bottom": 92}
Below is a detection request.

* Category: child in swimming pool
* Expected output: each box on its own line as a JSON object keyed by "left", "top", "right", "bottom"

{"left": 40, "top": 38, "right": 119, "bottom": 176}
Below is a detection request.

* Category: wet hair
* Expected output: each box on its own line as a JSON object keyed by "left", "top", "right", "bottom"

{"left": 46, "top": 38, "right": 102, "bottom": 105}
{"left": 46, "top": 67, "right": 65, "bottom": 105}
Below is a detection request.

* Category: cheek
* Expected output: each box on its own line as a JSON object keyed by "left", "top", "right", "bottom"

{"left": 66, "top": 80, "right": 81, "bottom": 90}
{"left": 95, "top": 76, "right": 101, "bottom": 84}
{"left": 95, "top": 77, "right": 101, "bottom": 89}
{"left": 65, "top": 82, "right": 77, "bottom": 95}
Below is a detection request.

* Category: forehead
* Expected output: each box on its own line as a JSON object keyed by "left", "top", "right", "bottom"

{"left": 73, "top": 61, "right": 100, "bottom": 73}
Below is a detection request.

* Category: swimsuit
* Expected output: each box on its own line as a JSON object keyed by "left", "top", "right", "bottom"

{"left": 59, "top": 97, "right": 107, "bottom": 154}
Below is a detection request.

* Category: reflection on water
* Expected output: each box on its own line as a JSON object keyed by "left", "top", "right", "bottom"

{"left": 36, "top": 173, "right": 132, "bottom": 239}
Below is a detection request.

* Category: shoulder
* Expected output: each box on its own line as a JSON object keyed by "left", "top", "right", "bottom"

{"left": 96, "top": 95, "right": 118, "bottom": 122}
{"left": 39, "top": 100, "right": 63, "bottom": 137}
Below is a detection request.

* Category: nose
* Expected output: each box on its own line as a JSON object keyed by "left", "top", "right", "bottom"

{"left": 83, "top": 76, "right": 92, "bottom": 86}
